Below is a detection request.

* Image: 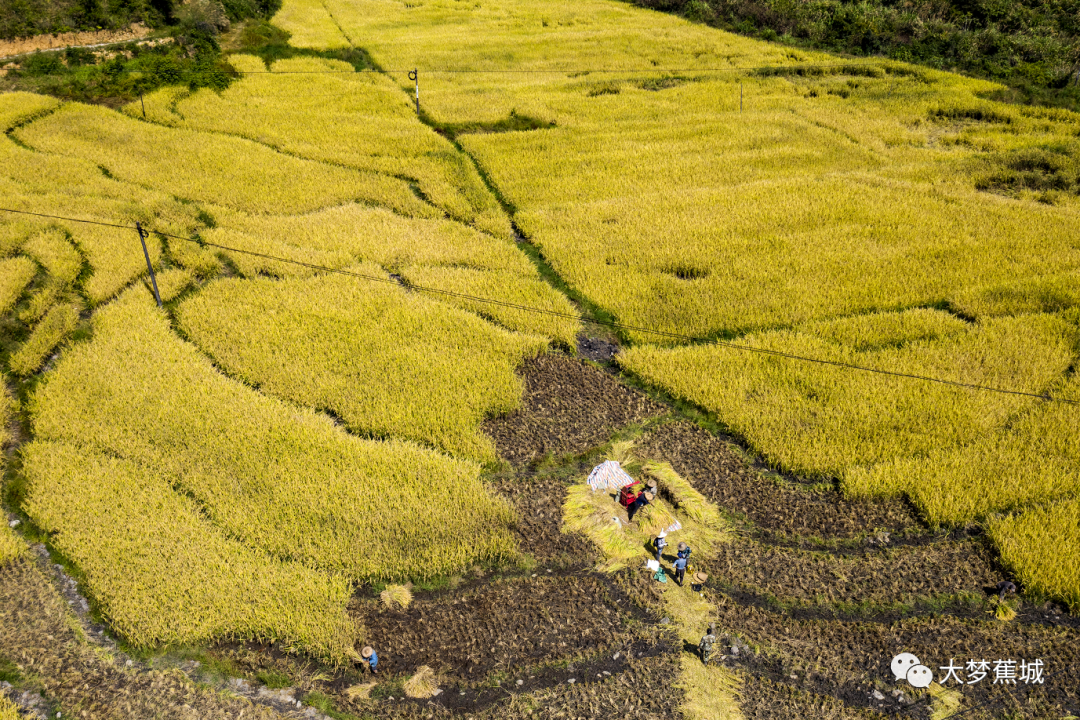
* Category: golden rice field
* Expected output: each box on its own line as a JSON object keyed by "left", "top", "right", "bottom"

{"left": 621, "top": 310, "right": 1080, "bottom": 520}
{"left": 0, "top": 70, "right": 587, "bottom": 661}
{"left": 274, "top": 0, "right": 1080, "bottom": 605}
{"left": 23, "top": 441, "right": 360, "bottom": 659}
{"left": 20, "top": 228, "right": 82, "bottom": 285}
{"left": 0, "top": 256, "right": 36, "bottom": 314}
{"left": 176, "top": 267, "right": 545, "bottom": 461}
{"left": 0, "top": 523, "right": 21, "bottom": 567}
{"left": 127, "top": 56, "right": 511, "bottom": 237}
{"left": 9, "top": 300, "right": 81, "bottom": 376}
{"left": 15, "top": 102, "right": 436, "bottom": 218}
{"left": 988, "top": 497, "right": 1080, "bottom": 612}
{"left": 32, "top": 289, "right": 518, "bottom": 584}
{"left": 0, "top": 0, "right": 1079, "bottom": 689}
{"left": 198, "top": 202, "right": 579, "bottom": 342}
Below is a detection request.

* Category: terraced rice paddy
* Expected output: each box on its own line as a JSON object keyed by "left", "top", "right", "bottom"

{"left": 1, "top": 0, "right": 1079, "bottom": 715}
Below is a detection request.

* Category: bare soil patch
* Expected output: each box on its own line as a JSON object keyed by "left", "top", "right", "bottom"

{"left": 635, "top": 421, "right": 917, "bottom": 539}
{"left": 484, "top": 354, "right": 667, "bottom": 465}
{"left": 489, "top": 475, "right": 596, "bottom": 567}
{"left": 0, "top": 23, "right": 150, "bottom": 60}
{"left": 712, "top": 593, "right": 1080, "bottom": 718}
{"left": 710, "top": 536, "right": 1001, "bottom": 608}
{"left": 332, "top": 646, "right": 685, "bottom": 720}
{"left": 353, "top": 572, "right": 647, "bottom": 681}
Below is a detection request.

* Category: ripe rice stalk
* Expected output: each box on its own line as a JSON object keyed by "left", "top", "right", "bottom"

{"left": 993, "top": 602, "right": 1017, "bottom": 621}
{"left": 634, "top": 501, "right": 679, "bottom": 538}
{"left": 0, "top": 523, "right": 24, "bottom": 566}
{"left": 398, "top": 265, "right": 579, "bottom": 346}
{"left": 562, "top": 485, "right": 641, "bottom": 568}
{"left": 605, "top": 440, "right": 637, "bottom": 466}
{"left": 987, "top": 498, "right": 1080, "bottom": 614}
{"left": 18, "top": 280, "right": 63, "bottom": 325}
{"left": 344, "top": 682, "right": 377, "bottom": 700}
{"left": 151, "top": 267, "right": 196, "bottom": 303}
{"left": 380, "top": 584, "right": 413, "bottom": 609}
{"left": 20, "top": 227, "right": 82, "bottom": 285}
{"left": 643, "top": 461, "right": 723, "bottom": 528}
{"left": 403, "top": 665, "right": 440, "bottom": 698}
{"left": 928, "top": 682, "right": 963, "bottom": 720}
{"left": 0, "top": 693, "right": 20, "bottom": 720}
{"left": 0, "top": 256, "right": 36, "bottom": 315}
{"left": 9, "top": 301, "right": 81, "bottom": 376}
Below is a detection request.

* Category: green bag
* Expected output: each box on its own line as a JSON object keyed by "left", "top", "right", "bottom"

{"left": 653, "top": 568, "right": 667, "bottom": 583}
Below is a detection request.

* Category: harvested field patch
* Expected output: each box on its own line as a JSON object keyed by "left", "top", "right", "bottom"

{"left": 489, "top": 475, "right": 596, "bottom": 567}
{"left": 737, "top": 674, "right": 882, "bottom": 720}
{"left": 0, "top": 557, "right": 288, "bottom": 720}
{"left": 712, "top": 593, "right": 1080, "bottom": 717}
{"left": 354, "top": 573, "right": 647, "bottom": 680}
{"left": 635, "top": 421, "right": 917, "bottom": 539}
{"left": 330, "top": 643, "right": 684, "bottom": 719}
{"left": 710, "top": 536, "right": 1001, "bottom": 608}
{"left": 484, "top": 354, "right": 667, "bottom": 465}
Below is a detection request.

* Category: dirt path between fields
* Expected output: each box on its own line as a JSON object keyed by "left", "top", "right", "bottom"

{"left": 0, "top": 23, "right": 151, "bottom": 61}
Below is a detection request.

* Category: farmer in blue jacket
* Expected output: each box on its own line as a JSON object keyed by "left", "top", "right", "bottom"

{"left": 673, "top": 555, "right": 688, "bottom": 586}
{"left": 361, "top": 646, "right": 379, "bottom": 674}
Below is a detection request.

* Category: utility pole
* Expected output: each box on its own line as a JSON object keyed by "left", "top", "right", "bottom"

{"left": 136, "top": 222, "right": 162, "bottom": 307}
{"left": 409, "top": 69, "right": 420, "bottom": 114}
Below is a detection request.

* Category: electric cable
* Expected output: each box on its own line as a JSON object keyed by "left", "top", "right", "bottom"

{"left": 2, "top": 206, "right": 1077, "bottom": 406}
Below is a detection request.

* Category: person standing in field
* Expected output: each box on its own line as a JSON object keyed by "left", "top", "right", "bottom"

{"left": 653, "top": 531, "right": 668, "bottom": 562}
{"left": 677, "top": 541, "right": 691, "bottom": 561}
{"left": 698, "top": 624, "right": 716, "bottom": 665}
{"left": 361, "top": 645, "right": 379, "bottom": 674}
{"left": 673, "top": 554, "right": 687, "bottom": 586}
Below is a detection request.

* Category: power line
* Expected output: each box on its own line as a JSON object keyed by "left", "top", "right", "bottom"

{"left": 2, "top": 206, "right": 1077, "bottom": 407}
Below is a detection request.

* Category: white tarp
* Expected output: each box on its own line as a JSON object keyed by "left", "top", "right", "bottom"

{"left": 587, "top": 460, "right": 636, "bottom": 492}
